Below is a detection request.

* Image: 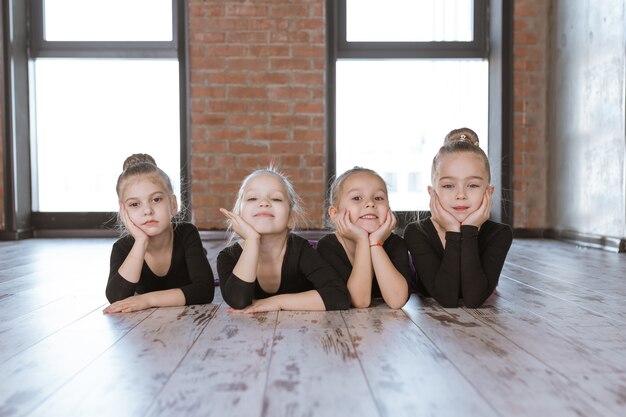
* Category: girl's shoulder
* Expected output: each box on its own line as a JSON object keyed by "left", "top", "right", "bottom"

{"left": 385, "top": 232, "right": 407, "bottom": 247}
{"left": 173, "top": 222, "right": 199, "bottom": 235}
{"left": 479, "top": 220, "right": 513, "bottom": 242}
{"left": 317, "top": 232, "right": 338, "bottom": 243}
{"left": 288, "top": 232, "right": 320, "bottom": 251}
{"left": 403, "top": 218, "right": 435, "bottom": 237}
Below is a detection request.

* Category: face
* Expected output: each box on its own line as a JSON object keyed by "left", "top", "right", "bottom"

{"left": 433, "top": 153, "right": 491, "bottom": 223}
{"left": 239, "top": 174, "right": 292, "bottom": 235}
{"left": 120, "top": 175, "right": 177, "bottom": 237}
{"left": 330, "top": 172, "right": 390, "bottom": 234}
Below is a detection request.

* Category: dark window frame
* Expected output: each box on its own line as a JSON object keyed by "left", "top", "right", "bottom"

{"left": 1, "top": 0, "right": 190, "bottom": 238}
{"left": 30, "top": 0, "right": 179, "bottom": 58}
{"left": 337, "top": 0, "right": 488, "bottom": 59}
{"left": 326, "top": 0, "right": 513, "bottom": 227}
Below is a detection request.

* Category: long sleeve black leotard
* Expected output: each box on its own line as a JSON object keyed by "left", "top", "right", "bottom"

{"left": 106, "top": 223, "right": 215, "bottom": 305}
{"left": 403, "top": 218, "right": 512, "bottom": 308}
{"left": 217, "top": 233, "right": 350, "bottom": 310}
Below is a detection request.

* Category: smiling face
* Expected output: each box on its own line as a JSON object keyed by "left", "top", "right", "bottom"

{"left": 120, "top": 174, "right": 177, "bottom": 237}
{"left": 433, "top": 152, "right": 490, "bottom": 223}
{"left": 239, "top": 173, "right": 292, "bottom": 235}
{"left": 330, "top": 171, "right": 389, "bottom": 234}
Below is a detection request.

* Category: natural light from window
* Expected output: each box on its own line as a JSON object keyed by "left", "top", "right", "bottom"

{"left": 43, "top": 0, "right": 173, "bottom": 41}
{"left": 32, "top": 59, "right": 180, "bottom": 212}
{"left": 347, "top": 0, "right": 473, "bottom": 42}
{"left": 336, "top": 60, "right": 488, "bottom": 211}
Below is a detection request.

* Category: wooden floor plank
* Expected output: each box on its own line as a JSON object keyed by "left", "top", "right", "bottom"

{"left": 0, "top": 237, "right": 624, "bottom": 417}
{"left": 26, "top": 304, "right": 218, "bottom": 417}
{"left": 509, "top": 240, "right": 626, "bottom": 290}
{"left": 467, "top": 296, "right": 626, "bottom": 414}
{"left": 145, "top": 305, "right": 278, "bottom": 417}
{"left": 262, "top": 310, "right": 379, "bottom": 417}
{"left": 402, "top": 295, "right": 619, "bottom": 417}
{"left": 342, "top": 305, "right": 499, "bottom": 417}
{"left": 0, "top": 308, "right": 154, "bottom": 417}
{"left": 0, "top": 293, "right": 107, "bottom": 363}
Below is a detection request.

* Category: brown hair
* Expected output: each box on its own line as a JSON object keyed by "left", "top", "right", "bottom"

{"left": 116, "top": 153, "right": 174, "bottom": 198}
{"left": 115, "top": 153, "right": 178, "bottom": 236}
{"left": 432, "top": 127, "right": 491, "bottom": 182}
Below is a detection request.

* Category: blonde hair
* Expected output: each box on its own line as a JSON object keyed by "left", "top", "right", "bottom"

{"left": 326, "top": 167, "right": 389, "bottom": 228}
{"left": 227, "top": 167, "right": 304, "bottom": 240}
{"left": 432, "top": 127, "right": 491, "bottom": 183}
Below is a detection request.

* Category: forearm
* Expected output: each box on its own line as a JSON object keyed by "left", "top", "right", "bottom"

{"left": 370, "top": 247, "right": 409, "bottom": 309}
{"left": 231, "top": 239, "right": 260, "bottom": 283}
{"left": 346, "top": 240, "right": 374, "bottom": 308}
{"left": 143, "top": 288, "right": 186, "bottom": 308}
{"left": 275, "top": 290, "right": 326, "bottom": 311}
{"left": 117, "top": 240, "right": 148, "bottom": 284}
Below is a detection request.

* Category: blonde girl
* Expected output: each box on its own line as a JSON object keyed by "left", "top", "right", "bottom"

{"left": 404, "top": 128, "right": 513, "bottom": 308}
{"left": 104, "top": 154, "right": 214, "bottom": 313}
{"left": 217, "top": 168, "right": 350, "bottom": 313}
{"left": 317, "top": 167, "right": 411, "bottom": 309}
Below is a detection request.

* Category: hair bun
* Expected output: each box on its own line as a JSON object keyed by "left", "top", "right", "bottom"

{"left": 123, "top": 153, "right": 157, "bottom": 171}
{"left": 444, "top": 128, "right": 480, "bottom": 146}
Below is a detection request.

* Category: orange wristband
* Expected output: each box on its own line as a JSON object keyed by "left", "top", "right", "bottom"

{"left": 369, "top": 241, "right": 383, "bottom": 247}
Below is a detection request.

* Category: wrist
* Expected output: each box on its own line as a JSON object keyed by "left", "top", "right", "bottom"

{"left": 369, "top": 241, "right": 383, "bottom": 247}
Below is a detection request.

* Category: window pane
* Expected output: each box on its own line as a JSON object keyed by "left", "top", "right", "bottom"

{"left": 32, "top": 59, "right": 180, "bottom": 212}
{"left": 336, "top": 59, "right": 488, "bottom": 211}
{"left": 346, "top": 0, "right": 473, "bottom": 42}
{"left": 43, "top": 0, "right": 173, "bottom": 41}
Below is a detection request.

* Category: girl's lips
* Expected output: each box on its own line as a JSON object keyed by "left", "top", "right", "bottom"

{"left": 453, "top": 206, "right": 470, "bottom": 211}
{"left": 254, "top": 212, "right": 274, "bottom": 217}
{"left": 359, "top": 214, "right": 378, "bottom": 220}
{"left": 143, "top": 220, "right": 158, "bottom": 225}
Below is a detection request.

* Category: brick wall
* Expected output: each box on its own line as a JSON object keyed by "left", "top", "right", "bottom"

{"left": 511, "top": 0, "right": 549, "bottom": 229}
{"left": 0, "top": 1, "right": 549, "bottom": 233}
{"left": 188, "top": 0, "right": 327, "bottom": 229}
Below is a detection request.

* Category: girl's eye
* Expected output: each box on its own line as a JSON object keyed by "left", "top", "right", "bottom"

{"left": 271, "top": 198, "right": 283, "bottom": 202}
{"left": 153, "top": 197, "right": 162, "bottom": 203}
{"left": 374, "top": 196, "right": 385, "bottom": 201}
{"left": 128, "top": 202, "right": 139, "bottom": 208}
{"left": 468, "top": 184, "right": 481, "bottom": 189}
{"left": 351, "top": 196, "right": 362, "bottom": 201}
{"left": 442, "top": 184, "right": 454, "bottom": 189}
{"left": 247, "top": 197, "right": 257, "bottom": 201}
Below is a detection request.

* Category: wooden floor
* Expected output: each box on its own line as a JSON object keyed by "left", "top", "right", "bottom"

{"left": 0, "top": 237, "right": 625, "bottom": 417}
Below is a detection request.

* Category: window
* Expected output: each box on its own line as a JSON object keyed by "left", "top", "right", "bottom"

{"left": 28, "top": 0, "right": 186, "bottom": 224}
{"left": 329, "top": 0, "right": 489, "bottom": 212}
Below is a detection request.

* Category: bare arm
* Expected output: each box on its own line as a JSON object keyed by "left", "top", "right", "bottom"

{"left": 116, "top": 203, "right": 149, "bottom": 284}
{"left": 220, "top": 208, "right": 260, "bottom": 283}
{"left": 334, "top": 209, "right": 374, "bottom": 308}
{"left": 369, "top": 211, "right": 409, "bottom": 309}
{"left": 103, "top": 288, "right": 185, "bottom": 313}
{"left": 230, "top": 290, "right": 325, "bottom": 314}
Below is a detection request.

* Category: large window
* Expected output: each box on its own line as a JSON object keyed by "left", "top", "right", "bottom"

{"left": 28, "top": 0, "right": 185, "bottom": 225}
{"left": 329, "top": 0, "right": 489, "bottom": 212}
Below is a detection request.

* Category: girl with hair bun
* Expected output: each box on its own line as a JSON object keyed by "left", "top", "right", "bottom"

{"left": 104, "top": 153, "right": 214, "bottom": 313}
{"left": 404, "top": 128, "right": 512, "bottom": 308}
{"left": 217, "top": 167, "right": 350, "bottom": 313}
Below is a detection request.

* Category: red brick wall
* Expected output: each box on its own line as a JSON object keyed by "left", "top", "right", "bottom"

{"left": 0, "top": 1, "right": 548, "bottom": 233}
{"left": 188, "top": 1, "right": 327, "bottom": 229}
{"left": 512, "top": 0, "right": 549, "bottom": 229}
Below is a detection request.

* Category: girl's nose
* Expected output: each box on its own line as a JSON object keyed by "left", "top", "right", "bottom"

{"left": 456, "top": 190, "right": 467, "bottom": 199}
{"left": 258, "top": 198, "right": 270, "bottom": 207}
